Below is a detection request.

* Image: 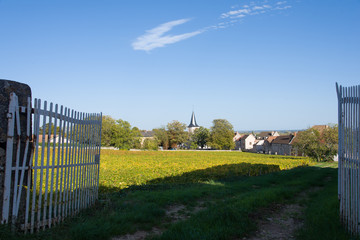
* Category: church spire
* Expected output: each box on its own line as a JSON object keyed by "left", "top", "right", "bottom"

{"left": 188, "top": 111, "right": 199, "bottom": 128}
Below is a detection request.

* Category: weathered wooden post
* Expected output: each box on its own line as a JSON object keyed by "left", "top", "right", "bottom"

{"left": 0, "top": 79, "right": 32, "bottom": 226}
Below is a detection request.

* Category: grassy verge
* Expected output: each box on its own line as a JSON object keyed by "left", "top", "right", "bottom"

{"left": 296, "top": 163, "right": 357, "bottom": 240}
{"left": 0, "top": 163, "right": 345, "bottom": 240}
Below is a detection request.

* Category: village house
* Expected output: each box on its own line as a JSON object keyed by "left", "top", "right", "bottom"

{"left": 233, "top": 132, "right": 242, "bottom": 141}
{"left": 234, "top": 125, "right": 330, "bottom": 156}
{"left": 254, "top": 139, "right": 265, "bottom": 153}
{"left": 140, "top": 130, "right": 155, "bottom": 146}
{"left": 233, "top": 132, "right": 242, "bottom": 150}
{"left": 256, "top": 131, "right": 280, "bottom": 140}
{"left": 238, "top": 134, "right": 256, "bottom": 151}
{"left": 37, "top": 135, "right": 68, "bottom": 144}
{"left": 37, "top": 134, "right": 52, "bottom": 143}
{"left": 263, "top": 136, "right": 277, "bottom": 154}
{"left": 270, "top": 134, "right": 296, "bottom": 155}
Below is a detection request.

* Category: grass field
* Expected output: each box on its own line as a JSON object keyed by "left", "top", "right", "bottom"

{"left": 99, "top": 150, "right": 312, "bottom": 192}
{"left": 1, "top": 150, "right": 354, "bottom": 240}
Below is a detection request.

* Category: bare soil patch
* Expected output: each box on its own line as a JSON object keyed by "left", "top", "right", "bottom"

{"left": 112, "top": 202, "right": 205, "bottom": 240}
{"left": 244, "top": 203, "right": 303, "bottom": 240}
{"left": 243, "top": 185, "right": 325, "bottom": 240}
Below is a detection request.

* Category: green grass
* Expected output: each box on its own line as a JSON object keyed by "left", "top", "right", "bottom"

{"left": 151, "top": 164, "right": 338, "bottom": 240}
{"left": 296, "top": 163, "right": 357, "bottom": 240}
{"left": 0, "top": 152, "right": 352, "bottom": 240}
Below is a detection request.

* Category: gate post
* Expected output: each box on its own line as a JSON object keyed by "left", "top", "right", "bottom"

{"left": 0, "top": 79, "right": 32, "bottom": 225}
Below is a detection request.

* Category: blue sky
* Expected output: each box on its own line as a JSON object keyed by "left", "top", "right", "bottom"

{"left": 1, "top": 0, "right": 359, "bottom": 131}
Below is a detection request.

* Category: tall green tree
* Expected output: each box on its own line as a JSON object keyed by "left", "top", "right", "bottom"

{"left": 131, "top": 126, "right": 142, "bottom": 149}
{"left": 153, "top": 127, "right": 169, "bottom": 149}
{"left": 167, "top": 120, "right": 189, "bottom": 149}
{"left": 142, "top": 138, "right": 158, "bottom": 150}
{"left": 101, "top": 115, "right": 116, "bottom": 147}
{"left": 111, "top": 119, "right": 141, "bottom": 150}
{"left": 293, "top": 125, "right": 338, "bottom": 162}
{"left": 209, "top": 119, "right": 235, "bottom": 150}
{"left": 192, "top": 126, "right": 210, "bottom": 149}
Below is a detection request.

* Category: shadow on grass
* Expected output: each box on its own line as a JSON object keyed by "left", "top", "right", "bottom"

{"left": 99, "top": 163, "right": 281, "bottom": 194}
{"left": 2, "top": 165, "right": 345, "bottom": 240}
{"left": 146, "top": 163, "right": 281, "bottom": 184}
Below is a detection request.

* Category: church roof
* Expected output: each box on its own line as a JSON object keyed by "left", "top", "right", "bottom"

{"left": 188, "top": 111, "right": 199, "bottom": 128}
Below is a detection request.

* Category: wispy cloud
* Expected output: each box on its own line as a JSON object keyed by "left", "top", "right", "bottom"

{"left": 220, "top": 9, "right": 251, "bottom": 18}
{"left": 132, "top": 1, "right": 293, "bottom": 52}
{"left": 132, "top": 19, "right": 203, "bottom": 52}
{"left": 217, "top": 1, "right": 292, "bottom": 28}
{"left": 220, "top": 4, "right": 274, "bottom": 20}
{"left": 275, "top": 5, "right": 291, "bottom": 10}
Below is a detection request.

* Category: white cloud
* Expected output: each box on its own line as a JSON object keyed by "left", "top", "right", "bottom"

{"left": 235, "top": 14, "right": 247, "bottom": 18}
{"left": 212, "top": 19, "right": 241, "bottom": 29}
{"left": 253, "top": 4, "right": 272, "bottom": 10}
{"left": 221, "top": 1, "right": 290, "bottom": 20}
{"left": 275, "top": 5, "right": 292, "bottom": 10}
{"left": 133, "top": 1, "right": 293, "bottom": 52}
{"left": 221, "top": 8, "right": 251, "bottom": 18}
{"left": 132, "top": 19, "right": 203, "bottom": 52}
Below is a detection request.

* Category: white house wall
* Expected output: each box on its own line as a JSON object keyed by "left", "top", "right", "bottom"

{"left": 245, "top": 135, "right": 256, "bottom": 150}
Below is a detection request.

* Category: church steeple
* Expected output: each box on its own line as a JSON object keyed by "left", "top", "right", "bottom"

{"left": 188, "top": 111, "right": 199, "bottom": 133}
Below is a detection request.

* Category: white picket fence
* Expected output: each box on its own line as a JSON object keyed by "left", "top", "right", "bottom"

{"left": 337, "top": 83, "right": 360, "bottom": 236}
{"left": 1, "top": 92, "right": 102, "bottom": 233}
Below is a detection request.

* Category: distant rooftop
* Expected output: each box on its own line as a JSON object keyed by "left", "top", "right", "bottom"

{"left": 272, "top": 135, "right": 295, "bottom": 145}
{"left": 140, "top": 130, "right": 154, "bottom": 138}
{"left": 257, "top": 131, "right": 273, "bottom": 138}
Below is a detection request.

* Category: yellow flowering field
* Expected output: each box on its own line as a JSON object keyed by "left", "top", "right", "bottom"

{"left": 99, "top": 150, "right": 312, "bottom": 192}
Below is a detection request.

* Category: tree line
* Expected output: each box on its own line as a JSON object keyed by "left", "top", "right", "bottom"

{"left": 101, "top": 115, "right": 339, "bottom": 162}
{"left": 101, "top": 116, "right": 235, "bottom": 150}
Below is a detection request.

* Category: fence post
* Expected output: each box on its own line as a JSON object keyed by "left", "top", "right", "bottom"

{"left": 0, "top": 79, "right": 32, "bottom": 226}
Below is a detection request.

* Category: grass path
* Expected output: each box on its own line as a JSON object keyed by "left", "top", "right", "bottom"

{"left": 145, "top": 164, "right": 339, "bottom": 240}
{"left": 108, "top": 163, "right": 348, "bottom": 240}
{"left": 1, "top": 162, "right": 354, "bottom": 240}
{"left": 245, "top": 187, "right": 321, "bottom": 240}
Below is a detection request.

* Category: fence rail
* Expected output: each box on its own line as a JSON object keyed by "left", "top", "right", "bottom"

{"left": 337, "top": 83, "right": 360, "bottom": 236}
{"left": 1, "top": 92, "right": 102, "bottom": 233}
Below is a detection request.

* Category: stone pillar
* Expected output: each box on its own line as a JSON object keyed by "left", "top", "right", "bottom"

{"left": 0, "top": 79, "right": 32, "bottom": 225}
